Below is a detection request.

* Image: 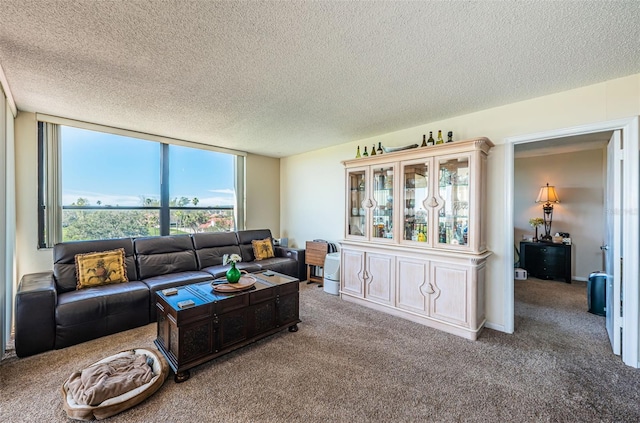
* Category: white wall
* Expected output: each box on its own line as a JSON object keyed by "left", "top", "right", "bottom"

{"left": 15, "top": 112, "right": 49, "bottom": 276}
{"left": 280, "top": 73, "right": 640, "bottom": 331}
{"left": 14, "top": 112, "right": 282, "bottom": 278}
{"left": 514, "top": 149, "right": 605, "bottom": 280}
{"left": 280, "top": 146, "right": 345, "bottom": 249}
{"left": 246, "top": 153, "right": 280, "bottom": 235}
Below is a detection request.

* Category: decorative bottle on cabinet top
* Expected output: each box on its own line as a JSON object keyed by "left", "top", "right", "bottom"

{"left": 377, "top": 142, "right": 383, "bottom": 154}
{"left": 427, "top": 132, "right": 435, "bottom": 146}
{"left": 356, "top": 146, "right": 361, "bottom": 158}
{"left": 436, "top": 130, "right": 444, "bottom": 145}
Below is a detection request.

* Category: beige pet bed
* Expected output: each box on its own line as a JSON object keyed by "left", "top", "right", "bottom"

{"left": 61, "top": 348, "right": 169, "bottom": 420}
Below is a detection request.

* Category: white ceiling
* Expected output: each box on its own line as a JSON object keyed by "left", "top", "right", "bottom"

{"left": 1, "top": 1, "right": 639, "bottom": 158}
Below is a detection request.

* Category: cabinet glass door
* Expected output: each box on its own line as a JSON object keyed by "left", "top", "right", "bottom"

{"left": 437, "top": 156, "right": 470, "bottom": 247}
{"left": 371, "top": 166, "right": 394, "bottom": 240}
{"left": 402, "top": 162, "right": 430, "bottom": 243}
{"left": 347, "top": 169, "right": 367, "bottom": 237}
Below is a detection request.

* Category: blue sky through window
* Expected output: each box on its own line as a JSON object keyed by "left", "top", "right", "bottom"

{"left": 61, "top": 126, "right": 235, "bottom": 207}
{"left": 169, "top": 144, "right": 235, "bottom": 207}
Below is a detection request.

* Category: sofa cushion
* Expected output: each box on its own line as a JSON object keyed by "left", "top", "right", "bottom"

{"left": 192, "top": 232, "right": 242, "bottom": 269}
{"left": 55, "top": 281, "right": 149, "bottom": 349}
{"left": 252, "top": 237, "right": 274, "bottom": 261}
{"left": 75, "top": 249, "right": 128, "bottom": 290}
{"left": 54, "top": 239, "right": 138, "bottom": 294}
{"left": 252, "top": 257, "right": 299, "bottom": 278}
{"left": 237, "top": 229, "right": 273, "bottom": 262}
{"left": 134, "top": 235, "right": 199, "bottom": 280}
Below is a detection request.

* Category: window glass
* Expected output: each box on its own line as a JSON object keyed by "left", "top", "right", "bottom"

{"left": 168, "top": 144, "right": 234, "bottom": 207}
{"left": 60, "top": 127, "right": 160, "bottom": 241}
{"left": 168, "top": 144, "right": 236, "bottom": 233}
{"left": 169, "top": 209, "right": 235, "bottom": 234}
{"left": 41, "top": 124, "right": 239, "bottom": 244}
{"left": 61, "top": 127, "right": 160, "bottom": 207}
{"left": 63, "top": 209, "right": 161, "bottom": 240}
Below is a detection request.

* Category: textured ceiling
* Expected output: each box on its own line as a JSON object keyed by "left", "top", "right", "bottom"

{"left": 1, "top": 1, "right": 639, "bottom": 158}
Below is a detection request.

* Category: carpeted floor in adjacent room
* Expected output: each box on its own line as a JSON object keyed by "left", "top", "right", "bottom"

{"left": 1, "top": 277, "right": 639, "bottom": 422}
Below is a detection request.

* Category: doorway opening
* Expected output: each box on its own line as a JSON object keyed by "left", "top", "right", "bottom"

{"left": 512, "top": 132, "right": 611, "bottom": 348}
{"left": 513, "top": 132, "right": 611, "bottom": 282}
{"left": 503, "top": 117, "right": 639, "bottom": 368}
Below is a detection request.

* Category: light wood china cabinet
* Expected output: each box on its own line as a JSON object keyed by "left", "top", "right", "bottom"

{"left": 341, "top": 137, "right": 493, "bottom": 340}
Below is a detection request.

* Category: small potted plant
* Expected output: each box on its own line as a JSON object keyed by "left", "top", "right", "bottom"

{"left": 529, "top": 217, "right": 544, "bottom": 242}
{"left": 223, "top": 253, "right": 242, "bottom": 283}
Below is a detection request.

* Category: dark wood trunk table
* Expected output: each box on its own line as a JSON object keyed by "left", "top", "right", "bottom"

{"left": 154, "top": 270, "right": 300, "bottom": 382}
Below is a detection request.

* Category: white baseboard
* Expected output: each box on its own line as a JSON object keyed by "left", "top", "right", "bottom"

{"left": 573, "top": 276, "right": 587, "bottom": 282}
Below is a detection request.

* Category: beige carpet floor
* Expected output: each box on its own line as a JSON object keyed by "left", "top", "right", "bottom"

{"left": 1, "top": 278, "right": 639, "bottom": 422}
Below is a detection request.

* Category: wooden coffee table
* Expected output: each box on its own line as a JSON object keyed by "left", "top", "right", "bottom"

{"left": 154, "top": 270, "right": 300, "bottom": 382}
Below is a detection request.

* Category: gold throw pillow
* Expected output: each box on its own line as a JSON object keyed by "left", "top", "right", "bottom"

{"left": 75, "top": 248, "right": 128, "bottom": 290}
{"left": 252, "top": 237, "right": 274, "bottom": 261}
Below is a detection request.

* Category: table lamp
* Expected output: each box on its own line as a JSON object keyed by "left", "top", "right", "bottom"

{"left": 535, "top": 182, "right": 560, "bottom": 241}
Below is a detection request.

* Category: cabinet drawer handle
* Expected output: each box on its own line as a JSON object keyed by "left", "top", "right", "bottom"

{"left": 419, "top": 282, "right": 434, "bottom": 296}
{"left": 427, "top": 197, "right": 438, "bottom": 208}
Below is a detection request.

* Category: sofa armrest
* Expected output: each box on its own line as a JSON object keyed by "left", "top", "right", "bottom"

{"left": 15, "top": 272, "right": 57, "bottom": 357}
{"left": 275, "top": 247, "right": 306, "bottom": 281}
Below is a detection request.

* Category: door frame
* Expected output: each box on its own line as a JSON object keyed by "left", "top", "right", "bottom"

{"left": 503, "top": 116, "right": 639, "bottom": 368}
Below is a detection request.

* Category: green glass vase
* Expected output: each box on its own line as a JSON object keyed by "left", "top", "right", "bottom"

{"left": 226, "top": 262, "right": 241, "bottom": 283}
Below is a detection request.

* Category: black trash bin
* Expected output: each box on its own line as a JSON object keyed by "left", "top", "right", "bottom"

{"left": 587, "top": 271, "right": 607, "bottom": 316}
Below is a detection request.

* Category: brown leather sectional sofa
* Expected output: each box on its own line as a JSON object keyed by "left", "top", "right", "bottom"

{"left": 14, "top": 229, "right": 305, "bottom": 358}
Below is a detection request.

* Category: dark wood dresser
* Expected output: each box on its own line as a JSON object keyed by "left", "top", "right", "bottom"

{"left": 519, "top": 241, "right": 572, "bottom": 283}
{"left": 155, "top": 271, "right": 300, "bottom": 382}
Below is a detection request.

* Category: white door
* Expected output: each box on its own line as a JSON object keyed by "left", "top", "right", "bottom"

{"left": 605, "top": 130, "right": 622, "bottom": 354}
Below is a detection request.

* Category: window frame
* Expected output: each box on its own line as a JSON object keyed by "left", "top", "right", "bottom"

{"left": 37, "top": 115, "right": 246, "bottom": 247}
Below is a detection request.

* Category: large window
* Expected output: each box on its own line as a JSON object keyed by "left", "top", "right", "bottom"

{"left": 38, "top": 121, "right": 244, "bottom": 246}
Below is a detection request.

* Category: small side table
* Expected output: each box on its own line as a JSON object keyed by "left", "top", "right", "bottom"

{"left": 519, "top": 241, "right": 572, "bottom": 283}
{"left": 305, "top": 241, "right": 327, "bottom": 286}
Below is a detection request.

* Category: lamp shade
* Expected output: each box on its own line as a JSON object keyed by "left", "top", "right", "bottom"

{"left": 535, "top": 183, "right": 560, "bottom": 204}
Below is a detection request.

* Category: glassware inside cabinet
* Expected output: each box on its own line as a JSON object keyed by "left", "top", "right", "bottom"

{"left": 437, "top": 157, "right": 470, "bottom": 246}
{"left": 403, "top": 163, "right": 429, "bottom": 242}
{"left": 348, "top": 170, "right": 367, "bottom": 236}
{"left": 372, "top": 166, "right": 394, "bottom": 239}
